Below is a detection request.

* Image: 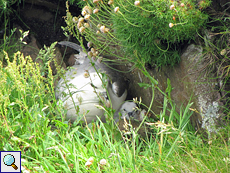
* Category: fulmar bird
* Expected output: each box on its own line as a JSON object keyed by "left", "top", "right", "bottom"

{"left": 114, "top": 101, "right": 146, "bottom": 123}
{"left": 55, "top": 41, "right": 128, "bottom": 123}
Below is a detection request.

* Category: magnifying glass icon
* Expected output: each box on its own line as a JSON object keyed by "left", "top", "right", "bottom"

{"left": 3, "top": 154, "right": 18, "bottom": 170}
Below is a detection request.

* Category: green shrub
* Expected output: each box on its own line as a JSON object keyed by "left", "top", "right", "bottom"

{"left": 0, "top": 43, "right": 63, "bottom": 150}
{"left": 63, "top": 0, "right": 211, "bottom": 66}
{"left": 111, "top": 0, "right": 211, "bottom": 65}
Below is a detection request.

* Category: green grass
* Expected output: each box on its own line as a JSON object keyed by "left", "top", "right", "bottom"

{"left": 0, "top": 43, "right": 229, "bottom": 172}
{"left": 0, "top": 5, "right": 230, "bottom": 171}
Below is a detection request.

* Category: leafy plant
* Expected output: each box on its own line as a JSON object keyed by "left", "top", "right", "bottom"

{"left": 63, "top": 0, "right": 211, "bottom": 66}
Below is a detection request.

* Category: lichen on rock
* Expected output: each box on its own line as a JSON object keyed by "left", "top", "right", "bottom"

{"left": 201, "top": 101, "right": 220, "bottom": 134}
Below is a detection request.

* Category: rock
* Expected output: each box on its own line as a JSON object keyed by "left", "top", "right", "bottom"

{"left": 18, "top": 2, "right": 67, "bottom": 46}
{"left": 20, "top": 34, "right": 66, "bottom": 83}
{"left": 115, "top": 44, "right": 224, "bottom": 133}
{"left": 68, "top": 54, "right": 77, "bottom": 66}
{"left": 21, "top": 34, "right": 41, "bottom": 63}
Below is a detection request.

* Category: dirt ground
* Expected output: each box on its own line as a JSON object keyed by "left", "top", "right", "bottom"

{"left": 12, "top": 0, "right": 80, "bottom": 47}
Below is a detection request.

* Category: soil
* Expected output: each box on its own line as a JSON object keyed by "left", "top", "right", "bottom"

{"left": 11, "top": 0, "right": 81, "bottom": 47}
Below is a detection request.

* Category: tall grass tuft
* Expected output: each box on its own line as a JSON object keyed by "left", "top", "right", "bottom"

{"left": 1, "top": 48, "right": 228, "bottom": 171}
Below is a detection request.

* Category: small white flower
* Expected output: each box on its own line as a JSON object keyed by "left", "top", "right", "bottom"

{"left": 87, "top": 157, "right": 94, "bottom": 163}
{"left": 114, "top": 7, "right": 119, "bottom": 13}
{"left": 84, "top": 23, "right": 90, "bottom": 28}
{"left": 72, "top": 17, "right": 78, "bottom": 23}
{"left": 99, "top": 159, "right": 107, "bottom": 166}
{"left": 93, "top": 51, "right": 98, "bottom": 57}
{"left": 170, "top": 5, "right": 175, "bottom": 10}
{"left": 220, "top": 49, "right": 227, "bottom": 55}
{"left": 108, "top": 0, "right": 113, "bottom": 5}
{"left": 78, "top": 17, "right": 84, "bottom": 23}
{"left": 83, "top": 6, "right": 92, "bottom": 14}
{"left": 85, "top": 161, "right": 92, "bottom": 167}
{"left": 93, "top": 9, "right": 99, "bottom": 14}
{"left": 87, "top": 42, "right": 92, "bottom": 48}
{"left": 88, "top": 51, "right": 93, "bottom": 57}
{"left": 180, "top": 3, "right": 185, "bottom": 7}
{"left": 79, "top": 26, "right": 86, "bottom": 33}
{"left": 101, "top": 27, "right": 109, "bottom": 33}
{"left": 93, "top": 0, "right": 100, "bottom": 3}
{"left": 91, "top": 48, "right": 96, "bottom": 53}
{"left": 77, "top": 22, "right": 83, "bottom": 29}
{"left": 82, "top": 10, "right": 87, "bottom": 16}
{"left": 134, "top": 1, "right": 140, "bottom": 6}
{"left": 84, "top": 14, "right": 91, "bottom": 20}
{"left": 100, "top": 25, "right": 106, "bottom": 33}
{"left": 169, "top": 23, "right": 174, "bottom": 28}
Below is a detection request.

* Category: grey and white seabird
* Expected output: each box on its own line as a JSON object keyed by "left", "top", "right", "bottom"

{"left": 55, "top": 41, "right": 127, "bottom": 123}
{"left": 114, "top": 101, "right": 146, "bottom": 123}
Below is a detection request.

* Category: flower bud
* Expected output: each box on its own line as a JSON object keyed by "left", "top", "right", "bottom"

{"left": 83, "top": 6, "right": 92, "bottom": 14}
{"left": 180, "top": 3, "right": 185, "bottom": 7}
{"left": 84, "top": 14, "right": 90, "bottom": 20}
{"left": 84, "top": 23, "right": 90, "bottom": 28}
{"left": 108, "top": 0, "right": 113, "bottom": 5}
{"left": 114, "top": 7, "right": 119, "bottom": 13}
{"left": 99, "top": 159, "right": 106, "bottom": 166}
{"left": 87, "top": 157, "right": 94, "bottom": 163}
{"left": 72, "top": 17, "right": 78, "bottom": 23}
{"left": 169, "top": 23, "right": 174, "bottom": 28}
{"left": 170, "top": 5, "right": 175, "bottom": 10}
{"left": 100, "top": 25, "right": 105, "bottom": 33}
{"left": 88, "top": 51, "right": 93, "bottom": 57}
{"left": 100, "top": 25, "right": 109, "bottom": 33}
{"left": 87, "top": 42, "right": 92, "bottom": 48}
{"left": 77, "top": 22, "right": 83, "bottom": 29}
{"left": 91, "top": 48, "right": 96, "bottom": 53}
{"left": 220, "top": 49, "right": 227, "bottom": 55}
{"left": 79, "top": 26, "right": 86, "bottom": 33}
{"left": 78, "top": 17, "right": 84, "bottom": 23}
{"left": 134, "top": 1, "right": 140, "bottom": 6}
{"left": 93, "top": 9, "right": 99, "bottom": 14}
{"left": 93, "top": 0, "right": 99, "bottom": 3}
{"left": 85, "top": 161, "right": 92, "bottom": 167}
{"left": 82, "top": 10, "right": 87, "bottom": 16}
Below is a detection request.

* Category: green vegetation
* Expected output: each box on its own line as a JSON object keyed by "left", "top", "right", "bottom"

{"left": 0, "top": 0, "right": 229, "bottom": 172}
{"left": 0, "top": 30, "right": 229, "bottom": 172}
{"left": 0, "top": 50, "right": 229, "bottom": 171}
{"left": 66, "top": 0, "right": 211, "bottom": 66}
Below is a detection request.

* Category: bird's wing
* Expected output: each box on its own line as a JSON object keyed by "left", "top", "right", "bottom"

{"left": 58, "top": 41, "right": 87, "bottom": 56}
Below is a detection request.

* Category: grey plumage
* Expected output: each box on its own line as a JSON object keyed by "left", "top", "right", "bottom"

{"left": 114, "top": 102, "right": 145, "bottom": 123}
{"left": 55, "top": 41, "right": 128, "bottom": 123}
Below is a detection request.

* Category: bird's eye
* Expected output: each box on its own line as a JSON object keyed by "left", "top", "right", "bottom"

{"left": 123, "top": 109, "right": 126, "bottom": 111}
